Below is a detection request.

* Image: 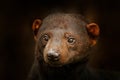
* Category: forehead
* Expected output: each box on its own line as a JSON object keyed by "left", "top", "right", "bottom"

{"left": 39, "top": 13, "right": 87, "bottom": 35}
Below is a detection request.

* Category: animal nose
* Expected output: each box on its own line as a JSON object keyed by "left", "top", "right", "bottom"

{"left": 47, "top": 52, "right": 60, "bottom": 61}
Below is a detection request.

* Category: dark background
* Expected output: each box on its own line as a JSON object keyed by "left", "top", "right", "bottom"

{"left": 0, "top": 0, "right": 120, "bottom": 80}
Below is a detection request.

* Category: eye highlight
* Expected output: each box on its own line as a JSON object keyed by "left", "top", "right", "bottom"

{"left": 68, "top": 38, "right": 76, "bottom": 44}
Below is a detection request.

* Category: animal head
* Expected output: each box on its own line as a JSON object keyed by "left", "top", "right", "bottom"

{"left": 32, "top": 13, "right": 100, "bottom": 67}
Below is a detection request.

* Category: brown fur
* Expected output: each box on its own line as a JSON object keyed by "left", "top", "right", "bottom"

{"left": 28, "top": 13, "right": 101, "bottom": 80}
{"left": 32, "top": 13, "right": 100, "bottom": 66}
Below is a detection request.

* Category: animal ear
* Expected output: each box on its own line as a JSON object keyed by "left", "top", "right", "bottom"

{"left": 32, "top": 19, "right": 42, "bottom": 40}
{"left": 86, "top": 23, "right": 100, "bottom": 46}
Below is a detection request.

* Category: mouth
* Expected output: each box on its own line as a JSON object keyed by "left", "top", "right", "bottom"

{"left": 45, "top": 60, "right": 63, "bottom": 67}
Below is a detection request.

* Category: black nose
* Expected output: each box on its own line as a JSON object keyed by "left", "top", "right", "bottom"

{"left": 47, "top": 52, "right": 60, "bottom": 61}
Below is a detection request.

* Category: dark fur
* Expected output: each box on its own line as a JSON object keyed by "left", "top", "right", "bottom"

{"left": 28, "top": 13, "right": 120, "bottom": 80}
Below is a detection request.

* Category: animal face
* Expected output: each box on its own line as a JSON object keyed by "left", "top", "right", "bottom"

{"left": 32, "top": 13, "right": 99, "bottom": 67}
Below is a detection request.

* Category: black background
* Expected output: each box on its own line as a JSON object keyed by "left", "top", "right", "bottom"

{"left": 0, "top": 0, "right": 120, "bottom": 80}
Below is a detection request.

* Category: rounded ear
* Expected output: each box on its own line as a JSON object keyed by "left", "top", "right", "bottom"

{"left": 32, "top": 19, "right": 42, "bottom": 40}
{"left": 86, "top": 23, "right": 100, "bottom": 46}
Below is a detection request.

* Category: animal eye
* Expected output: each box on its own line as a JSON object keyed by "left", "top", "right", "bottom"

{"left": 68, "top": 38, "right": 75, "bottom": 44}
{"left": 42, "top": 34, "right": 50, "bottom": 41}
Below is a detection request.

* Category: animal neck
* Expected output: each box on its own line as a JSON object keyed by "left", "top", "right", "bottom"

{"left": 39, "top": 58, "right": 88, "bottom": 80}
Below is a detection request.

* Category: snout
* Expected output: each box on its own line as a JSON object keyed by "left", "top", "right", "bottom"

{"left": 47, "top": 52, "right": 60, "bottom": 61}
{"left": 47, "top": 49, "right": 60, "bottom": 62}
